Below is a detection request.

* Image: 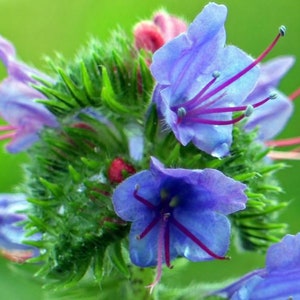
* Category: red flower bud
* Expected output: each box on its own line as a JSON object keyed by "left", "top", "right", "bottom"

{"left": 108, "top": 158, "right": 136, "bottom": 183}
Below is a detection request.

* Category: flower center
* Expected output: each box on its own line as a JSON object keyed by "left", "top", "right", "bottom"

{"left": 133, "top": 184, "right": 229, "bottom": 291}
{"left": 172, "top": 26, "right": 285, "bottom": 126}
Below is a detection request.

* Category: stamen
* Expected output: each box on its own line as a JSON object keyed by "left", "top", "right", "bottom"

{"left": 173, "top": 71, "right": 221, "bottom": 111}
{"left": 244, "top": 105, "right": 254, "bottom": 117}
{"left": 202, "top": 26, "right": 285, "bottom": 101}
{"left": 169, "top": 196, "right": 179, "bottom": 208}
{"left": 172, "top": 217, "right": 229, "bottom": 260}
{"left": 289, "top": 88, "right": 300, "bottom": 101}
{"left": 182, "top": 26, "right": 285, "bottom": 113}
{"left": 0, "top": 132, "right": 15, "bottom": 141}
{"left": 266, "top": 137, "right": 300, "bottom": 147}
{"left": 146, "top": 217, "right": 166, "bottom": 294}
{"left": 133, "top": 185, "right": 156, "bottom": 209}
{"left": 184, "top": 93, "right": 274, "bottom": 126}
{"left": 187, "top": 114, "right": 245, "bottom": 126}
{"left": 268, "top": 150, "right": 300, "bottom": 160}
{"left": 0, "top": 125, "right": 16, "bottom": 131}
{"left": 177, "top": 107, "right": 187, "bottom": 118}
{"left": 136, "top": 215, "right": 160, "bottom": 239}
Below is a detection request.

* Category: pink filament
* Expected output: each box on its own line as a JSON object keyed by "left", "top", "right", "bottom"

{"left": 266, "top": 137, "right": 300, "bottom": 148}
{"left": 188, "top": 114, "right": 245, "bottom": 126}
{"left": 289, "top": 88, "right": 300, "bottom": 101}
{"left": 146, "top": 218, "right": 166, "bottom": 294}
{"left": 0, "top": 132, "right": 15, "bottom": 141}
{"left": 0, "top": 125, "right": 16, "bottom": 131}
{"left": 164, "top": 222, "right": 172, "bottom": 268}
{"left": 268, "top": 150, "right": 300, "bottom": 160}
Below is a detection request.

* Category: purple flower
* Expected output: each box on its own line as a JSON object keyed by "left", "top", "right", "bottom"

{"left": 0, "top": 35, "right": 58, "bottom": 153}
{"left": 243, "top": 56, "right": 295, "bottom": 141}
{"left": 150, "top": 3, "right": 285, "bottom": 158}
{"left": 112, "top": 157, "right": 247, "bottom": 291}
{"left": 0, "top": 193, "right": 40, "bottom": 262}
{"left": 212, "top": 234, "right": 300, "bottom": 300}
{"left": 0, "top": 35, "right": 53, "bottom": 85}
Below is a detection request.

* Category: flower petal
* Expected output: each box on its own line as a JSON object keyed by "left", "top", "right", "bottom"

{"left": 250, "top": 270, "right": 300, "bottom": 300}
{"left": 112, "top": 170, "right": 160, "bottom": 221}
{"left": 266, "top": 233, "right": 300, "bottom": 272}
{"left": 171, "top": 210, "right": 230, "bottom": 261}
{"left": 151, "top": 158, "right": 247, "bottom": 214}
{"left": 212, "top": 270, "right": 264, "bottom": 299}
{"left": 0, "top": 35, "right": 16, "bottom": 66}
{"left": 258, "top": 56, "right": 295, "bottom": 88}
{"left": 244, "top": 90, "right": 293, "bottom": 141}
{"left": 0, "top": 193, "right": 40, "bottom": 257}
{"left": 128, "top": 217, "right": 160, "bottom": 267}
{"left": 151, "top": 3, "right": 227, "bottom": 101}
{"left": 0, "top": 78, "right": 58, "bottom": 127}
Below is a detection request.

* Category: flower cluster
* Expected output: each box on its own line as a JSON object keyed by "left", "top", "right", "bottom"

{"left": 0, "top": 2, "right": 299, "bottom": 299}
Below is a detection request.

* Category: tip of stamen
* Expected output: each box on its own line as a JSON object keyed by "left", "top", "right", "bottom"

{"left": 279, "top": 25, "right": 286, "bottom": 36}
{"left": 244, "top": 105, "right": 254, "bottom": 117}
{"left": 269, "top": 92, "right": 277, "bottom": 100}
{"left": 177, "top": 107, "right": 187, "bottom": 118}
{"left": 134, "top": 184, "right": 140, "bottom": 191}
{"left": 212, "top": 71, "right": 220, "bottom": 78}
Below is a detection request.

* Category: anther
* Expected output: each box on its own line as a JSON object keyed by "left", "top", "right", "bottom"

{"left": 160, "top": 189, "right": 169, "bottom": 200}
{"left": 134, "top": 184, "right": 140, "bottom": 191}
{"left": 169, "top": 196, "right": 179, "bottom": 207}
{"left": 279, "top": 25, "right": 286, "bottom": 36}
{"left": 212, "top": 71, "right": 220, "bottom": 78}
{"left": 244, "top": 105, "right": 254, "bottom": 117}
{"left": 269, "top": 92, "right": 277, "bottom": 100}
{"left": 177, "top": 107, "right": 187, "bottom": 118}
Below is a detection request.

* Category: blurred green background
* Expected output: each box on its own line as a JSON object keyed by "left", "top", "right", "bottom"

{"left": 0, "top": 0, "right": 299, "bottom": 299}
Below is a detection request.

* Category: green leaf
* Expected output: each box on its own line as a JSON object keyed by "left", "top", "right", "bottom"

{"left": 68, "top": 165, "right": 82, "bottom": 183}
{"left": 58, "top": 67, "right": 89, "bottom": 106}
{"left": 101, "top": 66, "right": 130, "bottom": 113}
{"left": 39, "top": 177, "right": 64, "bottom": 197}
{"left": 107, "top": 242, "right": 130, "bottom": 279}
{"left": 144, "top": 103, "right": 158, "bottom": 143}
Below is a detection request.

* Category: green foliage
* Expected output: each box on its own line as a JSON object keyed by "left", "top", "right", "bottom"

{"left": 24, "top": 30, "right": 154, "bottom": 290}
{"left": 23, "top": 27, "right": 287, "bottom": 299}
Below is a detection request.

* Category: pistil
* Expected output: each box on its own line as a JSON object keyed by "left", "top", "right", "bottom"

{"left": 146, "top": 216, "right": 167, "bottom": 294}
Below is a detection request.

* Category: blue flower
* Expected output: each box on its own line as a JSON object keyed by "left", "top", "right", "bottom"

{"left": 0, "top": 193, "right": 40, "bottom": 262}
{"left": 150, "top": 3, "right": 285, "bottom": 158}
{"left": 0, "top": 35, "right": 58, "bottom": 153}
{"left": 243, "top": 56, "right": 295, "bottom": 141}
{"left": 112, "top": 157, "right": 247, "bottom": 291}
{"left": 212, "top": 234, "right": 300, "bottom": 300}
